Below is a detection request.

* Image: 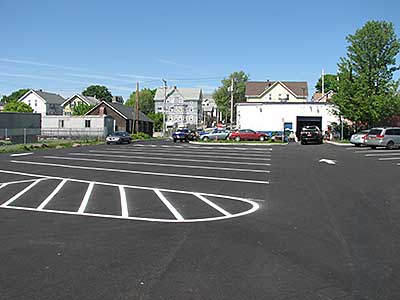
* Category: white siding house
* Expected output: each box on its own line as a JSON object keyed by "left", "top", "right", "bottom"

{"left": 61, "top": 94, "right": 100, "bottom": 116}
{"left": 154, "top": 87, "right": 203, "bottom": 127}
{"left": 18, "top": 90, "right": 65, "bottom": 115}
{"left": 245, "top": 81, "right": 308, "bottom": 102}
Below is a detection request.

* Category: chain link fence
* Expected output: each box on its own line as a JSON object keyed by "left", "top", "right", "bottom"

{"left": 0, "top": 128, "right": 106, "bottom": 145}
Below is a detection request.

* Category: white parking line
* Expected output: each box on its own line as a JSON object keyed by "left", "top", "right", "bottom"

{"left": 119, "top": 186, "right": 129, "bottom": 218}
{"left": 108, "top": 147, "right": 272, "bottom": 157}
{"left": 11, "top": 160, "right": 270, "bottom": 185}
{"left": 124, "top": 145, "right": 273, "bottom": 154}
{"left": 10, "top": 152, "right": 33, "bottom": 157}
{"left": 379, "top": 157, "right": 400, "bottom": 161}
{"left": 97, "top": 150, "right": 271, "bottom": 161}
{"left": 194, "top": 193, "right": 231, "bottom": 216}
{"left": 0, "top": 179, "right": 38, "bottom": 186}
{"left": 37, "top": 179, "right": 67, "bottom": 210}
{"left": 78, "top": 182, "right": 94, "bottom": 214}
{"left": 365, "top": 153, "right": 400, "bottom": 157}
{"left": 43, "top": 156, "right": 270, "bottom": 173}
{"left": 1, "top": 179, "right": 45, "bottom": 207}
{"left": 131, "top": 145, "right": 273, "bottom": 151}
{"left": 154, "top": 189, "right": 184, "bottom": 221}
{"left": 84, "top": 152, "right": 270, "bottom": 166}
{"left": 355, "top": 150, "right": 400, "bottom": 154}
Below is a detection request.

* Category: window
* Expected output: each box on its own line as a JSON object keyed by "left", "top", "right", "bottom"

{"left": 394, "top": 129, "right": 400, "bottom": 136}
{"left": 158, "top": 107, "right": 162, "bottom": 111}
{"left": 85, "top": 120, "right": 91, "bottom": 128}
{"left": 269, "top": 94, "right": 272, "bottom": 100}
{"left": 385, "top": 129, "right": 394, "bottom": 135}
{"left": 58, "top": 120, "right": 64, "bottom": 128}
{"left": 35, "top": 99, "right": 38, "bottom": 107}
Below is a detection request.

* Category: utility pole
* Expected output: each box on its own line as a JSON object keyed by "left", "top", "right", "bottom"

{"left": 322, "top": 68, "right": 325, "bottom": 95}
{"left": 162, "top": 79, "right": 167, "bottom": 137}
{"left": 230, "top": 77, "right": 234, "bottom": 128}
{"left": 135, "top": 82, "right": 139, "bottom": 133}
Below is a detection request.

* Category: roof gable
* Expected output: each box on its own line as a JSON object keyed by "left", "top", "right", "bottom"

{"left": 62, "top": 94, "right": 99, "bottom": 106}
{"left": 245, "top": 81, "right": 308, "bottom": 98}
{"left": 85, "top": 101, "right": 153, "bottom": 122}
{"left": 154, "top": 87, "right": 202, "bottom": 101}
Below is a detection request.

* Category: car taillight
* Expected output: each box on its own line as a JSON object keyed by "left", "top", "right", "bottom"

{"left": 376, "top": 134, "right": 384, "bottom": 139}
{"left": 362, "top": 134, "right": 367, "bottom": 140}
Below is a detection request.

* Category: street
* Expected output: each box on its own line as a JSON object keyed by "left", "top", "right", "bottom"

{"left": 0, "top": 141, "right": 399, "bottom": 300}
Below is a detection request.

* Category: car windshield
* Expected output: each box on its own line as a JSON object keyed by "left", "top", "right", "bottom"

{"left": 368, "top": 129, "right": 383, "bottom": 135}
{"left": 114, "top": 132, "right": 126, "bottom": 136}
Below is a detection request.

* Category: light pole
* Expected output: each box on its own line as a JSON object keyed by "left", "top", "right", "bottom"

{"left": 162, "top": 79, "right": 167, "bottom": 137}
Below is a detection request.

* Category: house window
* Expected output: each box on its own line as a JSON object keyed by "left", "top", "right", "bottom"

{"left": 35, "top": 99, "right": 38, "bottom": 107}
{"left": 286, "top": 94, "right": 289, "bottom": 99}
{"left": 28, "top": 100, "right": 31, "bottom": 106}
{"left": 58, "top": 120, "right": 64, "bottom": 128}
{"left": 269, "top": 94, "right": 272, "bottom": 100}
{"left": 85, "top": 120, "right": 91, "bottom": 128}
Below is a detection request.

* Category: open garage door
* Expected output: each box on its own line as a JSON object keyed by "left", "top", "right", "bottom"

{"left": 296, "top": 116, "right": 322, "bottom": 137}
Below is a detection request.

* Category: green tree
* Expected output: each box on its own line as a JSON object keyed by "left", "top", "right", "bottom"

{"left": 82, "top": 85, "right": 112, "bottom": 102}
{"left": 213, "top": 71, "right": 249, "bottom": 123}
{"left": 147, "top": 112, "right": 163, "bottom": 131}
{"left": 72, "top": 102, "right": 94, "bottom": 116}
{"left": 332, "top": 21, "right": 400, "bottom": 126}
{"left": 315, "top": 74, "right": 338, "bottom": 93}
{"left": 3, "top": 101, "right": 33, "bottom": 113}
{"left": 125, "top": 88, "right": 156, "bottom": 114}
{"left": 1, "top": 89, "right": 30, "bottom": 103}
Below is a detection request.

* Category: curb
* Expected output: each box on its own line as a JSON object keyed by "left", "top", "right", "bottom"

{"left": 189, "top": 141, "right": 288, "bottom": 146}
{"left": 326, "top": 141, "right": 352, "bottom": 147}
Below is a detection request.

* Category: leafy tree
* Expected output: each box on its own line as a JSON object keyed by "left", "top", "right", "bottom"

{"left": 82, "top": 85, "right": 112, "bottom": 102}
{"left": 3, "top": 101, "right": 33, "bottom": 113}
{"left": 125, "top": 88, "right": 156, "bottom": 114}
{"left": 72, "top": 102, "right": 94, "bottom": 116}
{"left": 147, "top": 112, "right": 163, "bottom": 131}
{"left": 332, "top": 21, "right": 400, "bottom": 127}
{"left": 213, "top": 71, "right": 249, "bottom": 123}
{"left": 1, "top": 89, "right": 30, "bottom": 103}
{"left": 315, "top": 74, "right": 338, "bottom": 93}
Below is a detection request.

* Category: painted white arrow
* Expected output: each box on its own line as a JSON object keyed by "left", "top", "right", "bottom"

{"left": 319, "top": 159, "right": 336, "bottom": 165}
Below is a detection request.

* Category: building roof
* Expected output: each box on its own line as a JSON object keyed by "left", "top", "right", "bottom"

{"left": 62, "top": 94, "right": 100, "bottom": 106}
{"left": 154, "top": 87, "right": 202, "bottom": 101}
{"left": 311, "top": 90, "right": 334, "bottom": 102}
{"left": 34, "top": 90, "right": 66, "bottom": 104}
{"left": 86, "top": 101, "right": 154, "bottom": 123}
{"left": 245, "top": 81, "right": 308, "bottom": 98}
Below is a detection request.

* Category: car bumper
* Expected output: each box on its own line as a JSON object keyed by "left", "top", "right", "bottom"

{"left": 365, "top": 139, "right": 385, "bottom": 146}
{"left": 350, "top": 137, "right": 365, "bottom": 144}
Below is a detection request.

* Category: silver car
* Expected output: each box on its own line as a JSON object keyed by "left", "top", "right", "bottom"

{"left": 200, "top": 129, "right": 230, "bottom": 141}
{"left": 364, "top": 127, "right": 400, "bottom": 149}
{"left": 350, "top": 130, "right": 369, "bottom": 147}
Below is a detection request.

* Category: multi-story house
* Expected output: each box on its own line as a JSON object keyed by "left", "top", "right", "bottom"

{"left": 18, "top": 89, "right": 65, "bottom": 115}
{"left": 61, "top": 93, "right": 100, "bottom": 116}
{"left": 245, "top": 81, "right": 308, "bottom": 102}
{"left": 154, "top": 86, "right": 202, "bottom": 127}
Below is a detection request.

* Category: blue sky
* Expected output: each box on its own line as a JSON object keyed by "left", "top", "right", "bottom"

{"left": 0, "top": 0, "right": 399, "bottom": 99}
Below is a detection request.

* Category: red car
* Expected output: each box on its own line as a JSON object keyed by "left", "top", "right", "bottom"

{"left": 229, "top": 129, "right": 268, "bottom": 141}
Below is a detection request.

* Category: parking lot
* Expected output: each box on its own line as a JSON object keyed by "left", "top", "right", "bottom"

{"left": 1, "top": 141, "right": 399, "bottom": 299}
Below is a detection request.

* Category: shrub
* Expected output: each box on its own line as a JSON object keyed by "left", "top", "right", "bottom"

{"left": 131, "top": 132, "right": 151, "bottom": 140}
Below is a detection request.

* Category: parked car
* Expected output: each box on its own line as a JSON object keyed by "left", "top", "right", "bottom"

{"left": 364, "top": 127, "right": 400, "bottom": 149}
{"left": 106, "top": 131, "right": 131, "bottom": 144}
{"left": 228, "top": 129, "right": 268, "bottom": 141}
{"left": 300, "top": 126, "right": 323, "bottom": 145}
{"left": 200, "top": 129, "right": 230, "bottom": 141}
{"left": 350, "top": 130, "right": 370, "bottom": 147}
{"left": 172, "top": 128, "right": 198, "bottom": 143}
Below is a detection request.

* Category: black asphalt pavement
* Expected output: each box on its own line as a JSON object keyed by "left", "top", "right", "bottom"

{"left": 0, "top": 140, "right": 399, "bottom": 299}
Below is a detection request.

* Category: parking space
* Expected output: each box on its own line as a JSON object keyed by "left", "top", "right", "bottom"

{"left": 0, "top": 142, "right": 271, "bottom": 223}
{"left": 346, "top": 146, "right": 400, "bottom": 167}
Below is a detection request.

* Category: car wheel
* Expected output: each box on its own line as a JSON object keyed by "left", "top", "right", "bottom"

{"left": 370, "top": 146, "right": 377, "bottom": 149}
{"left": 354, "top": 143, "right": 361, "bottom": 147}
{"left": 173, "top": 139, "right": 177, "bottom": 143}
{"left": 386, "top": 141, "right": 395, "bottom": 150}
{"left": 235, "top": 136, "right": 241, "bottom": 142}
{"left": 106, "top": 142, "right": 111, "bottom": 145}
{"left": 202, "top": 136, "right": 209, "bottom": 142}
{"left": 259, "top": 136, "right": 265, "bottom": 142}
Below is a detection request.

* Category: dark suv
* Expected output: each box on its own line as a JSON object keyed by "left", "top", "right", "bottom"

{"left": 172, "top": 128, "right": 198, "bottom": 143}
{"left": 300, "top": 126, "right": 323, "bottom": 145}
